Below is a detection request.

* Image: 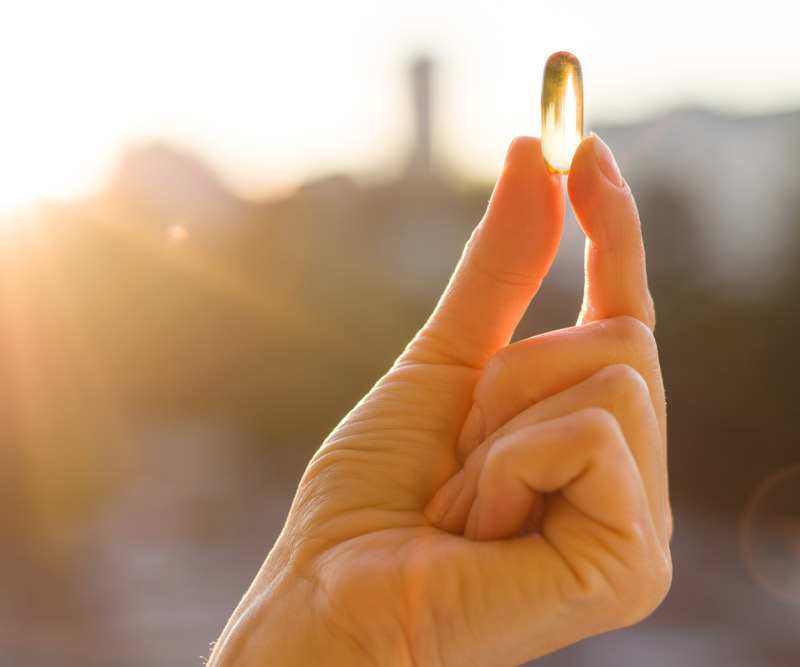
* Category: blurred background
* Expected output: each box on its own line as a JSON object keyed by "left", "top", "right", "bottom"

{"left": 1, "top": 1, "right": 798, "bottom": 665}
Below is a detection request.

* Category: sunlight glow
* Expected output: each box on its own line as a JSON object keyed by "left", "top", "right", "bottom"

{"left": 0, "top": 129, "right": 113, "bottom": 214}
{"left": 0, "top": 0, "right": 798, "bottom": 212}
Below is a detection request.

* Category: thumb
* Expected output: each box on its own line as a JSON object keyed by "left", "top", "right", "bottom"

{"left": 403, "top": 137, "right": 564, "bottom": 370}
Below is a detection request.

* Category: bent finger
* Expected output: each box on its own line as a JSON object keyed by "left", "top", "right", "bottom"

{"left": 457, "top": 316, "right": 665, "bottom": 461}
{"left": 466, "top": 408, "right": 654, "bottom": 545}
{"left": 429, "top": 362, "right": 669, "bottom": 547}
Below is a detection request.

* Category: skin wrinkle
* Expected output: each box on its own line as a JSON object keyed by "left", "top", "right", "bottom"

{"left": 399, "top": 536, "right": 445, "bottom": 667}
{"left": 402, "top": 331, "right": 493, "bottom": 371}
{"left": 542, "top": 504, "right": 631, "bottom": 607}
{"left": 322, "top": 536, "right": 424, "bottom": 667}
{"left": 324, "top": 409, "right": 464, "bottom": 445}
{"left": 305, "top": 445, "right": 453, "bottom": 516}
{"left": 560, "top": 495, "right": 670, "bottom": 606}
{"left": 470, "top": 254, "right": 548, "bottom": 289}
{"left": 308, "top": 449, "right": 427, "bottom": 494}
{"left": 313, "top": 560, "right": 386, "bottom": 666}
{"left": 374, "top": 362, "right": 474, "bottom": 385}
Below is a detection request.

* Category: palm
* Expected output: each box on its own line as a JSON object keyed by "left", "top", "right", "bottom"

{"left": 285, "top": 362, "right": 484, "bottom": 663}
{"left": 296, "top": 363, "right": 476, "bottom": 538}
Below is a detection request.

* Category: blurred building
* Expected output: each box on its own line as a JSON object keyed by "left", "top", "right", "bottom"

{"left": 408, "top": 56, "right": 433, "bottom": 184}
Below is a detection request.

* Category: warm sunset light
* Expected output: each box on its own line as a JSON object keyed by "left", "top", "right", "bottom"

{"left": 1, "top": 0, "right": 799, "bottom": 215}
{"left": 0, "top": 131, "right": 111, "bottom": 215}
{"left": 2, "top": 2, "right": 799, "bottom": 666}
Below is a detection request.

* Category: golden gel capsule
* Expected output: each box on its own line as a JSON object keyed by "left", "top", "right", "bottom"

{"left": 541, "top": 52, "right": 584, "bottom": 174}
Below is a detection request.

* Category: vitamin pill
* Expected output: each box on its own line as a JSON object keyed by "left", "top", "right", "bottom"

{"left": 541, "top": 52, "right": 584, "bottom": 174}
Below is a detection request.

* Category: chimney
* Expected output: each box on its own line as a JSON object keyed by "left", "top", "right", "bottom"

{"left": 409, "top": 57, "right": 432, "bottom": 182}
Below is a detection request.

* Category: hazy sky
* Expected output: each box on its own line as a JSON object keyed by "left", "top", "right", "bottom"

{"left": 1, "top": 1, "right": 798, "bottom": 210}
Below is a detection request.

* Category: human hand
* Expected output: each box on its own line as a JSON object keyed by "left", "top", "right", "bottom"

{"left": 208, "top": 135, "right": 671, "bottom": 667}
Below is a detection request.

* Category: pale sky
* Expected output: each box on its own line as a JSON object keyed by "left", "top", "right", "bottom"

{"left": 1, "top": 0, "right": 798, "bottom": 211}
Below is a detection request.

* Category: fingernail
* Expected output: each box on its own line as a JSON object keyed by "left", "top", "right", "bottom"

{"left": 456, "top": 404, "right": 485, "bottom": 462}
{"left": 504, "top": 136, "right": 521, "bottom": 164}
{"left": 425, "top": 471, "right": 465, "bottom": 525}
{"left": 590, "top": 132, "right": 624, "bottom": 188}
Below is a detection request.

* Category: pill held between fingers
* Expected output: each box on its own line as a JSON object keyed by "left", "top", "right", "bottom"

{"left": 541, "top": 52, "right": 584, "bottom": 174}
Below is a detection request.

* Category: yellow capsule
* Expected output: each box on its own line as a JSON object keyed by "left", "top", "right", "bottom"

{"left": 541, "top": 52, "right": 584, "bottom": 174}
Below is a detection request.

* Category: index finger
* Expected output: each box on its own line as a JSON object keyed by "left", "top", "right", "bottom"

{"left": 567, "top": 133, "right": 655, "bottom": 330}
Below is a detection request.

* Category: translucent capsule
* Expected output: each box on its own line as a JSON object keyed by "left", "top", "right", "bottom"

{"left": 541, "top": 52, "right": 584, "bottom": 174}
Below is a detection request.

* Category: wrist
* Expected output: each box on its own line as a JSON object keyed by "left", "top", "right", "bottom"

{"left": 208, "top": 549, "right": 371, "bottom": 666}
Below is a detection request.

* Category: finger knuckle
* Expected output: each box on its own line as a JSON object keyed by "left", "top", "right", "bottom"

{"left": 594, "top": 364, "right": 650, "bottom": 405}
{"left": 630, "top": 549, "right": 673, "bottom": 623}
{"left": 475, "top": 348, "right": 516, "bottom": 398}
{"left": 607, "top": 314, "right": 657, "bottom": 352}
{"left": 619, "top": 525, "right": 673, "bottom": 619}
{"left": 596, "top": 540, "right": 672, "bottom": 630}
{"left": 575, "top": 407, "right": 623, "bottom": 445}
{"left": 483, "top": 439, "right": 508, "bottom": 482}
{"left": 572, "top": 537, "right": 672, "bottom": 632}
{"left": 571, "top": 407, "right": 631, "bottom": 465}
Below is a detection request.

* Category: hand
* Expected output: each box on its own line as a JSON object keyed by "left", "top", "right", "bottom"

{"left": 208, "top": 135, "right": 671, "bottom": 667}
